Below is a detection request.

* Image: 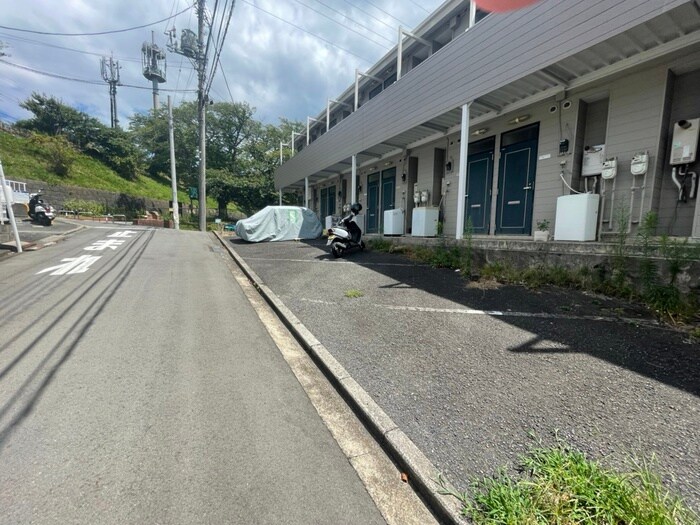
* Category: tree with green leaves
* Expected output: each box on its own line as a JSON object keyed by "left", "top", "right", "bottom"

{"left": 16, "top": 93, "right": 144, "bottom": 179}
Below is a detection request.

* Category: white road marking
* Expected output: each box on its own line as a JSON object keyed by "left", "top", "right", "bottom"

{"left": 108, "top": 230, "right": 138, "bottom": 238}
{"left": 37, "top": 254, "right": 102, "bottom": 275}
{"left": 84, "top": 239, "right": 125, "bottom": 251}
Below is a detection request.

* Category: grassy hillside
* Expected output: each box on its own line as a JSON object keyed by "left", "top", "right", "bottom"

{"left": 0, "top": 130, "right": 191, "bottom": 203}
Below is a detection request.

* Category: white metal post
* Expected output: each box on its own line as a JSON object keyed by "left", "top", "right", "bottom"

{"left": 0, "top": 160, "right": 21, "bottom": 253}
{"left": 279, "top": 190, "right": 282, "bottom": 206}
{"left": 351, "top": 155, "right": 357, "bottom": 204}
{"left": 292, "top": 131, "right": 300, "bottom": 155}
{"left": 397, "top": 26, "right": 403, "bottom": 81}
{"left": 456, "top": 103, "right": 471, "bottom": 240}
{"left": 469, "top": 0, "right": 476, "bottom": 28}
{"left": 305, "top": 177, "right": 309, "bottom": 208}
{"left": 167, "top": 96, "right": 180, "bottom": 230}
{"left": 354, "top": 69, "right": 360, "bottom": 111}
{"left": 280, "top": 142, "right": 284, "bottom": 164}
{"left": 326, "top": 100, "right": 331, "bottom": 131}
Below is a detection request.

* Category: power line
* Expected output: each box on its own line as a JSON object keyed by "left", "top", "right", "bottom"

{"left": 305, "top": 0, "right": 396, "bottom": 46}
{"left": 0, "top": 58, "right": 196, "bottom": 92}
{"left": 205, "top": 0, "right": 236, "bottom": 96}
{"left": 363, "top": 0, "right": 411, "bottom": 28}
{"left": 337, "top": 0, "right": 396, "bottom": 32}
{"left": 239, "top": 0, "right": 374, "bottom": 64}
{"left": 0, "top": 3, "right": 195, "bottom": 37}
{"left": 290, "top": 0, "right": 391, "bottom": 50}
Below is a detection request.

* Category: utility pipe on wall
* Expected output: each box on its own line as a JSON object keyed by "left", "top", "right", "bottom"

{"left": 456, "top": 103, "right": 471, "bottom": 240}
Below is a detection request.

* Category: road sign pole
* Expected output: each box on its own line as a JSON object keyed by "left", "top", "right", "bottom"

{"left": 0, "top": 159, "right": 22, "bottom": 253}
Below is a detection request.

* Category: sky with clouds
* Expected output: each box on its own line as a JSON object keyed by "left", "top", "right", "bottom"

{"left": 0, "top": 0, "right": 445, "bottom": 129}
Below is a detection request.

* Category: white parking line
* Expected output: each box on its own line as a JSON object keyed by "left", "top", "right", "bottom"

{"left": 298, "top": 298, "right": 664, "bottom": 327}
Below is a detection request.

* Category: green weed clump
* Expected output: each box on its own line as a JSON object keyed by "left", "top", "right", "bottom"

{"left": 438, "top": 443, "right": 698, "bottom": 525}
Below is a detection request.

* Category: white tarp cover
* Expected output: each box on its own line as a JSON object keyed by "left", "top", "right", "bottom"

{"left": 235, "top": 206, "right": 322, "bottom": 242}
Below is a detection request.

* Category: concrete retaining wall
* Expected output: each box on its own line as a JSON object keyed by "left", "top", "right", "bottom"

{"left": 375, "top": 235, "right": 700, "bottom": 295}
{"left": 17, "top": 178, "right": 173, "bottom": 215}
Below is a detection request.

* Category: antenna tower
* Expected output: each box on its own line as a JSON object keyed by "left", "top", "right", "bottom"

{"left": 100, "top": 55, "right": 121, "bottom": 128}
{"left": 142, "top": 31, "right": 167, "bottom": 111}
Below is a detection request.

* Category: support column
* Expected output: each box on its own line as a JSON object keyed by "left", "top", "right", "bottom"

{"left": 693, "top": 197, "right": 700, "bottom": 238}
{"left": 279, "top": 190, "right": 283, "bottom": 206}
{"left": 351, "top": 155, "right": 357, "bottom": 204}
{"left": 305, "top": 177, "right": 310, "bottom": 208}
{"left": 456, "top": 103, "right": 471, "bottom": 240}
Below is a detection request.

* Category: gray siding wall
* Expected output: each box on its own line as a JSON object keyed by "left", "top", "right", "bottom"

{"left": 400, "top": 62, "right": 674, "bottom": 239}
{"left": 276, "top": 0, "right": 687, "bottom": 189}
{"left": 601, "top": 66, "right": 669, "bottom": 236}
{"left": 657, "top": 69, "right": 700, "bottom": 236}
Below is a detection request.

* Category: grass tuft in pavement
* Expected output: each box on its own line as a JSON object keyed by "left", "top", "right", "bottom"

{"left": 438, "top": 441, "right": 698, "bottom": 525}
{"left": 344, "top": 289, "right": 364, "bottom": 298}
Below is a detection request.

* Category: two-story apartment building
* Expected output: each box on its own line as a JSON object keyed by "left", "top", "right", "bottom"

{"left": 275, "top": 0, "right": 700, "bottom": 242}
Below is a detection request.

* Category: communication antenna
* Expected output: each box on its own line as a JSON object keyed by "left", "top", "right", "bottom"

{"left": 142, "top": 31, "right": 167, "bottom": 111}
{"left": 100, "top": 55, "right": 121, "bottom": 128}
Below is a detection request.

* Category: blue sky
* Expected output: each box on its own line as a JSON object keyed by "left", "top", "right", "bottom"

{"left": 0, "top": 0, "right": 444, "bottom": 128}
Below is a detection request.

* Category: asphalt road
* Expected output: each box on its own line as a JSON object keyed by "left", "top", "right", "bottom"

{"left": 0, "top": 225, "right": 387, "bottom": 524}
{"left": 226, "top": 236, "right": 700, "bottom": 514}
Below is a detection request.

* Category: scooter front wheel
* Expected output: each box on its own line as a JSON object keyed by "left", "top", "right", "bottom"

{"left": 331, "top": 243, "right": 343, "bottom": 258}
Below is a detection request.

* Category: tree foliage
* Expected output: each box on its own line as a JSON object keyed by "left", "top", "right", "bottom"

{"left": 14, "top": 92, "right": 304, "bottom": 215}
{"left": 130, "top": 101, "right": 303, "bottom": 217}
{"left": 16, "top": 92, "right": 144, "bottom": 179}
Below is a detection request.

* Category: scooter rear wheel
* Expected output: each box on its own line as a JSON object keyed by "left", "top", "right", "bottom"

{"left": 331, "top": 244, "right": 343, "bottom": 258}
{"left": 360, "top": 241, "right": 365, "bottom": 251}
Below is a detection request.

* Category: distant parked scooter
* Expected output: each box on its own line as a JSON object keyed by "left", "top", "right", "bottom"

{"left": 28, "top": 191, "right": 55, "bottom": 226}
{"left": 327, "top": 203, "right": 365, "bottom": 258}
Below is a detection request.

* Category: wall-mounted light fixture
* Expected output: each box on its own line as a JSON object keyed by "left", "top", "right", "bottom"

{"left": 508, "top": 114, "right": 530, "bottom": 125}
{"left": 445, "top": 161, "right": 453, "bottom": 171}
{"left": 384, "top": 161, "right": 393, "bottom": 166}
{"left": 471, "top": 128, "right": 489, "bottom": 136}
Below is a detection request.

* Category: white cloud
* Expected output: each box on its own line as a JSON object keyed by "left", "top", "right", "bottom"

{"left": 0, "top": 0, "right": 443, "bottom": 127}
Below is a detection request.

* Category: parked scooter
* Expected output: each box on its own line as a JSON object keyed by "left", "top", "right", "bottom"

{"left": 28, "top": 191, "right": 55, "bottom": 226}
{"left": 327, "top": 203, "right": 365, "bottom": 258}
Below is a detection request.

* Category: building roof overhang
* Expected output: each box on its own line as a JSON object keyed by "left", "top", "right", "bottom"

{"left": 276, "top": 0, "right": 700, "bottom": 191}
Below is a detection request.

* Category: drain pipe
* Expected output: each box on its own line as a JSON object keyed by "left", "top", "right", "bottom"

{"left": 607, "top": 176, "right": 616, "bottom": 230}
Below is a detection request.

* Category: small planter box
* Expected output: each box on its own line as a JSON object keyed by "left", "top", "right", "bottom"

{"left": 534, "top": 230, "right": 549, "bottom": 242}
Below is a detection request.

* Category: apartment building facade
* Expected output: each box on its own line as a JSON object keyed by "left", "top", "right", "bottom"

{"left": 275, "top": 0, "right": 700, "bottom": 242}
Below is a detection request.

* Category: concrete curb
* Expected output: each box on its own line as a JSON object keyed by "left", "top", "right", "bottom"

{"left": 215, "top": 233, "right": 466, "bottom": 525}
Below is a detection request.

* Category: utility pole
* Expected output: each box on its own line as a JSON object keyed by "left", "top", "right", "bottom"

{"left": 166, "top": 0, "right": 208, "bottom": 231}
{"left": 168, "top": 96, "right": 180, "bottom": 230}
{"left": 196, "top": 0, "right": 207, "bottom": 232}
{"left": 100, "top": 55, "right": 120, "bottom": 128}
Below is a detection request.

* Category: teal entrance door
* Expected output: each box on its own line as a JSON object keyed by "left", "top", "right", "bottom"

{"left": 367, "top": 173, "right": 380, "bottom": 233}
{"left": 464, "top": 137, "right": 494, "bottom": 234}
{"left": 496, "top": 124, "right": 539, "bottom": 235}
{"left": 381, "top": 168, "right": 396, "bottom": 224}
{"left": 320, "top": 185, "right": 336, "bottom": 218}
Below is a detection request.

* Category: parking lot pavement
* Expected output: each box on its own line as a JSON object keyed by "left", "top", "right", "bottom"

{"left": 225, "top": 236, "right": 700, "bottom": 513}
